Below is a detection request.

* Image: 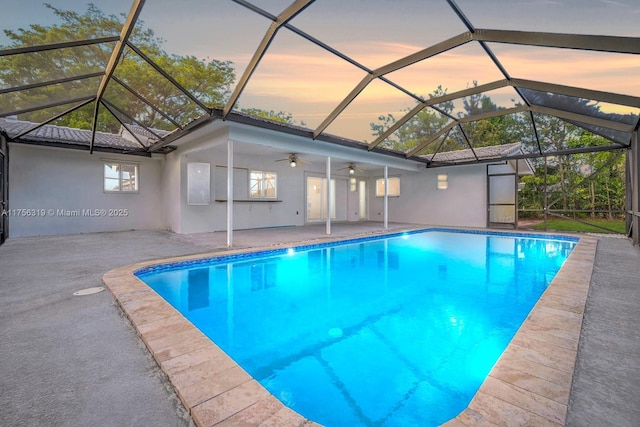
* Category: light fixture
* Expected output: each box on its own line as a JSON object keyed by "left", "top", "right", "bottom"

{"left": 290, "top": 153, "right": 297, "bottom": 167}
{"left": 290, "top": 160, "right": 296, "bottom": 168}
{"left": 348, "top": 162, "right": 355, "bottom": 174}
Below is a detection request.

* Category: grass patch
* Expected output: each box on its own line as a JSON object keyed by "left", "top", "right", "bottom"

{"left": 529, "top": 218, "right": 626, "bottom": 234}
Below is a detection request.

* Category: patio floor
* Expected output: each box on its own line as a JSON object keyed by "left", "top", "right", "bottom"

{"left": 1, "top": 223, "right": 639, "bottom": 426}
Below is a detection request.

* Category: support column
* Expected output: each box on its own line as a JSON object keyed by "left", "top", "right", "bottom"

{"left": 544, "top": 157, "right": 548, "bottom": 231}
{"left": 632, "top": 131, "right": 639, "bottom": 245}
{"left": 227, "top": 139, "right": 234, "bottom": 247}
{"left": 515, "top": 159, "right": 519, "bottom": 230}
{"left": 384, "top": 166, "right": 389, "bottom": 229}
{"left": 625, "top": 149, "right": 632, "bottom": 236}
{"left": 326, "top": 156, "right": 331, "bottom": 235}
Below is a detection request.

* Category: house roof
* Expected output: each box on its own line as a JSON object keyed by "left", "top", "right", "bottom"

{"left": 0, "top": 118, "right": 172, "bottom": 154}
{"left": 1, "top": 113, "right": 533, "bottom": 173}
{"left": 429, "top": 142, "right": 522, "bottom": 163}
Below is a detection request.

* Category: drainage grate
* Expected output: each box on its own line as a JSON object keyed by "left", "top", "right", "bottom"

{"left": 73, "top": 287, "right": 105, "bottom": 296}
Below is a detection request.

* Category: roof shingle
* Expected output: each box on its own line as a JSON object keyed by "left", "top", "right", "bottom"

{"left": 0, "top": 118, "right": 145, "bottom": 151}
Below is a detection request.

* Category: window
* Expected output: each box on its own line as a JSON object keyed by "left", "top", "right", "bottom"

{"left": 104, "top": 162, "right": 138, "bottom": 192}
{"left": 437, "top": 173, "right": 448, "bottom": 190}
{"left": 250, "top": 171, "right": 277, "bottom": 199}
{"left": 376, "top": 177, "right": 400, "bottom": 197}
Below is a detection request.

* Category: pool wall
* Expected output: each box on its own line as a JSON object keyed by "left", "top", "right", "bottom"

{"left": 103, "top": 228, "right": 596, "bottom": 426}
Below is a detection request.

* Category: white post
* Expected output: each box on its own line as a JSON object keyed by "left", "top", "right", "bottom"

{"left": 326, "top": 156, "right": 331, "bottom": 235}
{"left": 227, "top": 139, "right": 234, "bottom": 247}
{"left": 384, "top": 165, "right": 389, "bottom": 229}
{"left": 632, "top": 131, "right": 639, "bottom": 245}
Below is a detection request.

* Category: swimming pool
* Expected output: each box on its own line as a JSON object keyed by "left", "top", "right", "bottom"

{"left": 136, "top": 229, "right": 577, "bottom": 426}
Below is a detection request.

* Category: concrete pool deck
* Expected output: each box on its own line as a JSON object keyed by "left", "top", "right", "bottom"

{"left": 1, "top": 223, "right": 639, "bottom": 426}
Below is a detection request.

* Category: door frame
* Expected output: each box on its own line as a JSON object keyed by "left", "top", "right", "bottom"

{"left": 304, "top": 173, "right": 349, "bottom": 223}
{"left": 486, "top": 162, "right": 518, "bottom": 229}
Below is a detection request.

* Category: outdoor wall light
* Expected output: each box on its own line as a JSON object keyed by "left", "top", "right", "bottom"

{"left": 290, "top": 160, "right": 296, "bottom": 167}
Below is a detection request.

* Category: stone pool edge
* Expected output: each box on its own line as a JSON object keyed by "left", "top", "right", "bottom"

{"left": 442, "top": 236, "right": 597, "bottom": 426}
{"left": 102, "top": 229, "right": 596, "bottom": 427}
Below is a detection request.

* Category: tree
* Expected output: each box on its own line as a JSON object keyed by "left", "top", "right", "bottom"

{"left": 239, "top": 108, "right": 305, "bottom": 127}
{"left": 371, "top": 85, "right": 452, "bottom": 153}
{"left": 571, "top": 133, "right": 625, "bottom": 219}
{"left": 0, "top": 4, "right": 236, "bottom": 132}
{"left": 371, "top": 82, "right": 532, "bottom": 155}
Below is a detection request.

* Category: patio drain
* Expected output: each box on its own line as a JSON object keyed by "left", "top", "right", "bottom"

{"left": 73, "top": 287, "right": 105, "bottom": 296}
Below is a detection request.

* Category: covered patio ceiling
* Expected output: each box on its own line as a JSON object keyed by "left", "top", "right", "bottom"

{"left": 0, "top": 0, "right": 639, "bottom": 167}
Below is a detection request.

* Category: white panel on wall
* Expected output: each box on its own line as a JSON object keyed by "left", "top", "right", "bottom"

{"left": 187, "top": 162, "right": 211, "bottom": 205}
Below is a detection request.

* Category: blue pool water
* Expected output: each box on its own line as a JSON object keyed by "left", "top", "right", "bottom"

{"left": 137, "top": 229, "right": 577, "bottom": 426}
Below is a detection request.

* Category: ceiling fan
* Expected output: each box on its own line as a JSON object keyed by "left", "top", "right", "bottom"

{"left": 338, "top": 162, "right": 364, "bottom": 175}
{"left": 275, "top": 153, "right": 310, "bottom": 168}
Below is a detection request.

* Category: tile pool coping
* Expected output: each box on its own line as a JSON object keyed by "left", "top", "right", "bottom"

{"left": 102, "top": 228, "right": 596, "bottom": 426}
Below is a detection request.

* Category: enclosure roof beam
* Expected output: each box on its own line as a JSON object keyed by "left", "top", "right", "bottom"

{"left": 14, "top": 97, "right": 96, "bottom": 140}
{"left": 147, "top": 113, "right": 220, "bottom": 153}
{"left": 314, "top": 75, "right": 375, "bottom": 139}
{"left": 426, "top": 131, "right": 449, "bottom": 164}
{"left": 374, "top": 33, "right": 473, "bottom": 76}
{"left": 223, "top": 0, "right": 315, "bottom": 118}
{"left": 457, "top": 125, "right": 479, "bottom": 161}
{"left": 407, "top": 121, "right": 458, "bottom": 158}
{"left": 101, "top": 98, "right": 163, "bottom": 141}
{"left": 458, "top": 106, "right": 528, "bottom": 124}
{"left": 126, "top": 42, "right": 211, "bottom": 114}
{"left": 473, "top": 29, "right": 640, "bottom": 54}
{"left": 530, "top": 104, "right": 635, "bottom": 133}
{"left": 91, "top": 0, "right": 146, "bottom": 154}
{"left": 315, "top": 33, "right": 473, "bottom": 139}
{"left": 445, "top": 1, "right": 532, "bottom": 109}
{"left": 367, "top": 103, "right": 427, "bottom": 151}
{"left": 426, "top": 143, "right": 626, "bottom": 168}
{"left": 0, "top": 71, "right": 105, "bottom": 96}
{"left": 100, "top": 100, "right": 147, "bottom": 149}
{"left": 512, "top": 79, "right": 640, "bottom": 108}
{"left": 100, "top": 99, "right": 147, "bottom": 149}
{"left": 367, "top": 79, "right": 508, "bottom": 150}
{"left": 0, "top": 95, "right": 96, "bottom": 118}
{"left": 427, "top": 79, "right": 509, "bottom": 107}
{"left": 0, "top": 36, "right": 119, "bottom": 57}
{"left": 111, "top": 76, "right": 183, "bottom": 129}
{"left": 529, "top": 111, "right": 543, "bottom": 156}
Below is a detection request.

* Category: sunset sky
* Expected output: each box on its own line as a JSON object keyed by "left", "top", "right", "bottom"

{"left": 2, "top": 0, "right": 639, "bottom": 141}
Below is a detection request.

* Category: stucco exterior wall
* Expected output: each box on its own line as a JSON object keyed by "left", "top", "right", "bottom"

{"left": 7, "top": 143, "right": 165, "bottom": 237}
{"left": 174, "top": 143, "right": 309, "bottom": 234}
{"left": 162, "top": 150, "right": 182, "bottom": 233}
{"left": 6, "top": 125, "right": 506, "bottom": 237}
{"left": 369, "top": 164, "right": 487, "bottom": 228}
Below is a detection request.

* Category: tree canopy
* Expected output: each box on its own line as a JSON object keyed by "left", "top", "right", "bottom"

{"left": 0, "top": 3, "right": 297, "bottom": 133}
{"left": 370, "top": 84, "right": 630, "bottom": 220}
